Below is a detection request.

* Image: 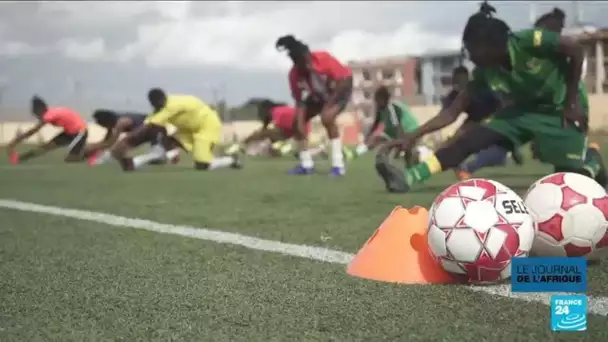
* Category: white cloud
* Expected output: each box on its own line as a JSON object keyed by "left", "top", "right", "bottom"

{"left": 111, "top": 3, "right": 461, "bottom": 71}
{"left": 0, "top": 41, "right": 45, "bottom": 56}
{"left": 3, "top": 2, "right": 463, "bottom": 70}
{"left": 58, "top": 38, "right": 107, "bottom": 61}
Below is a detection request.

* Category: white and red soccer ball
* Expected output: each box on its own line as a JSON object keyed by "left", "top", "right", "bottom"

{"left": 427, "top": 179, "right": 536, "bottom": 284}
{"left": 524, "top": 172, "right": 608, "bottom": 259}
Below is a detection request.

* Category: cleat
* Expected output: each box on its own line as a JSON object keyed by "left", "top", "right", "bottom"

{"left": 589, "top": 142, "right": 601, "bottom": 152}
{"left": 87, "top": 151, "right": 99, "bottom": 166}
{"left": 170, "top": 154, "right": 180, "bottom": 164}
{"left": 511, "top": 149, "right": 524, "bottom": 165}
{"left": 288, "top": 165, "right": 314, "bottom": 175}
{"left": 9, "top": 152, "right": 19, "bottom": 165}
{"left": 375, "top": 153, "right": 410, "bottom": 193}
{"left": 329, "top": 166, "right": 346, "bottom": 177}
{"left": 455, "top": 170, "right": 472, "bottom": 181}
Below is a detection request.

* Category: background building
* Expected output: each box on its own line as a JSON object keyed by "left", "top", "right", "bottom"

{"left": 348, "top": 56, "right": 419, "bottom": 117}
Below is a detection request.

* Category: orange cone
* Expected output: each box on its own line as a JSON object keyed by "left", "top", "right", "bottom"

{"left": 347, "top": 206, "right": 454, "bottom": 284}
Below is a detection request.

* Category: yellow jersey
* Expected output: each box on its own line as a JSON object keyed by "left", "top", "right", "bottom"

{"left": 145, "top": 95, "right": 218, "bottom": 132}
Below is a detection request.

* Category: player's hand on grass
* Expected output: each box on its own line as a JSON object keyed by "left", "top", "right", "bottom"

{"left": 380, "top": 133, "right": 417, "bottom": 157}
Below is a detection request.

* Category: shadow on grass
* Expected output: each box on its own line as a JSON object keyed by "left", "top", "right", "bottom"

{"left": 485, "top": 172, "right": 546, "bottom": 179}
{"left": 408, "top": 184, "right": 531, "bottom": 194}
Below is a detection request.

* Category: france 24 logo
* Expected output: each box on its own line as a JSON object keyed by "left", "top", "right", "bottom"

{"left": 550, "top": 295, "right": 587, "bottom": 331}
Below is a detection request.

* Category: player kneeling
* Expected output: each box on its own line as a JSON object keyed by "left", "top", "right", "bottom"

{"left": 86, "top": 109, "right": 180, "bottom": 166}
{"left": 112, "top": 88, "right": 241, "bottom": 172}
{"left": 375, "top": 3, "right": 608, "bottom": 193}
{"left": 225, "top": 99, "right": 310, "bottom": 158}
{"left": 354, "top": 86, "right": 421, "bottom": 166}
{"left": 6, "top": 96, "right": 88, "bottom": 164}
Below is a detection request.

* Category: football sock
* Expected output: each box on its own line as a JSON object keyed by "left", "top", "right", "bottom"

{"left": 403, "top": 153, "right": 442, "bottom": 185}
{"left": 209, "top": 156, "right": 235, "bottom": 170}
{"left": 330, "top": 138, "right": 345, "bottom": 168}
{"left": 165, "top": 148, "right": 180, "bottom": 160}
{"left": 93, "top": 150, "right": 113, "bottom": 165}
{"left": 132, "top": 145, "right": 166, "bottom": 169}
{"left": 299, "top": 150, "right": 314, "bottom": 168}
{"left": 460, "top": 145, "right": 508, "bottom": 174}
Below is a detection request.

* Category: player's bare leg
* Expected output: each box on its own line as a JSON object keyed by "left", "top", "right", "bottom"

{"left": 289, "top": 107, "right": 315, "bottom": 175}
{"left": 320, "top": 102, "right": 346, "bottom": 176}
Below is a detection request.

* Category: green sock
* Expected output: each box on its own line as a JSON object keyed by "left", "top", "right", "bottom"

{"left": 403, "top": 162, "right": 433, "bottom": 185}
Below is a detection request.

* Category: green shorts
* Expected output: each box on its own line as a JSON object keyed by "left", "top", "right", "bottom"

{"left": 483, "top": 108, "right": 587, "bottom": 169}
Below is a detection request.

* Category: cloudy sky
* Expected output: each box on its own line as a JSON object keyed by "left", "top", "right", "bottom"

{"left": 1, "top": 1, "right": 607, "bottom": 117}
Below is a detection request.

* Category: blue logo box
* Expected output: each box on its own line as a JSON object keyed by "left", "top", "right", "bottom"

{"left": 551, "top": 295, "right": 587, "bottom": 331}
{"left": 511, "top": 257, "right": 587, "bottom": 293}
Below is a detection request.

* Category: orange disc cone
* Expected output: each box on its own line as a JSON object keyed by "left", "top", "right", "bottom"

{"left": 347, "top": 206, "right": 454, "bottom": 284}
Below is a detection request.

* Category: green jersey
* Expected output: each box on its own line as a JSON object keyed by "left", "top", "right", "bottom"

{"left": 469, "top": 28, "right": 584, "bottom": 114}
{"left": 377, "top": 101, "right": 419, "bottom": 138}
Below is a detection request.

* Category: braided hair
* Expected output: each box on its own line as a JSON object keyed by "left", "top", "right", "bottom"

{"left": 275, "top": 35, "right": 310, "bottom": 64}
{"left": 534, "top": 8, "right": 565, "bottom": 32}
{"left": 462, "top": 2, "right": 512, "bottom": 58}
{"left": 247, "top": 98, "right": 287, "bottom": 128}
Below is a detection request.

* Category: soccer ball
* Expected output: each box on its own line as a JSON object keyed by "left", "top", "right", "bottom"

{"left": 523, "top": 172, "right": 608, "bottom": 259}
{"left": 427, "top": 179, "right": 536, "bottom": 283}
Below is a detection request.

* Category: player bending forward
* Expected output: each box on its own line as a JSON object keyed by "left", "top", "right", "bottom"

{"left": 375, "top": 2, "right": 608, "bottom": 193}
{"left": 112, "top": 88, "right": 241, "bottom": 172}
{"left": 6, "top": 96, "right": 88, "bottom": 164}
{"left": 441, "top": 65, "right": 524, "bottom": 180}
{"left": 86, "top": 109, "right": 180, "bottom": 166}
{"left": 225, "top": 99, "right": 310, "bottom": 158}
{"left": 354, "top": 86, "right": 429, "bottom": 166}
{"left": 276, "top": 35, "right": 353, "bottom": 176}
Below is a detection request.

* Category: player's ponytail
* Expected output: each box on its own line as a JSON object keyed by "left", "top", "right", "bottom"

{"left": 462, "top": 1, "right": 511, "bottom": 51}
{"left": 534, "top": 7, "right": 566, "bottom": 28}
{"left": 276, "top": 35, "right": 309, "bottom": 62}
{"left": 30, "top": 95, "right": 47, "bottom": 117}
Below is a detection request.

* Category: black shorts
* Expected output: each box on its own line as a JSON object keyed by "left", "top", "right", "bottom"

{"left": 51, "top": 130, "right": 88, "bottom": 155}
{"left": 303, "top": 79, "right": 353, "bottom": 121}
{"left": 126, "top": 125, "right": 168, "bottom": 148}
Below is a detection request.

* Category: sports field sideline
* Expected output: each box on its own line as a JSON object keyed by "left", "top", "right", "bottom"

{"left": 1, "top": 149, "right": 608, "bottom": 340}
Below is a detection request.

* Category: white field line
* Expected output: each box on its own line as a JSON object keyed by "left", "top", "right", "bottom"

{"left": 1, "top": 198, "right": 607, "bottom": 317}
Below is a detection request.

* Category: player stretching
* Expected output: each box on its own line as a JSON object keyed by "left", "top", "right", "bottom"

{"left": 530, "top": 7, "right": 601, "bottom": 161}
{"left": 6, "top": 96, "right": 88, "bottom": 164}
{"left": 225, "top": 99, "right": 310, "bottom": 157}
{"left": 276, "top": 35, "right": 353, "bottom": 176}
{"left": 375, "top": 2, "right": 608, "bottom": 193}
{"left": 86, "top": 109, "right": 180, "bottom": 166}
{"left": 354, "top": 86, "right": 420, "bottom": 165}
{"left": 442, "top": 66, "right": 524, "bottom": 180}
{"left": 112, "top": 88, "right": 241, "bottom": 172}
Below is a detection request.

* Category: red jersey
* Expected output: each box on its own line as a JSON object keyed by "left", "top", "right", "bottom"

{"left": 42, "top": 107, "right": 86, "bottom": 134}
{"left": 288, "top": 50, "right": 352, "bottom": 103}
{"left": 271, "top": 105, "right": 310, "bottom": 138}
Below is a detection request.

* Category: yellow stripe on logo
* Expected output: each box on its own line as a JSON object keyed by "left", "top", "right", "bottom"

{"left": 533, "top": 30, "right": 543, "bottom": 47}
